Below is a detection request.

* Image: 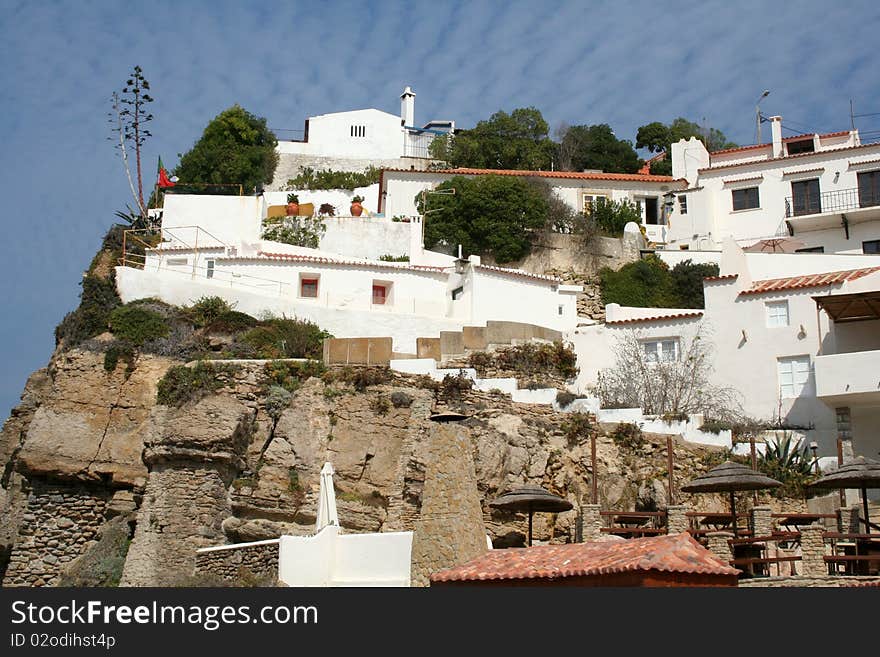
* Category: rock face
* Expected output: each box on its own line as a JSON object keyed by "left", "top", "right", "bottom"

{"left": 1, "top": 348, "right": 781, "bottom": 588}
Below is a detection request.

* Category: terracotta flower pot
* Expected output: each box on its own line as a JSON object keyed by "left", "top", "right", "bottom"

{"left": 286, "top": 202, "right": 299, "bottom": 216}
{"left": 350, "top": 202, "right": 363, "bottom": 217}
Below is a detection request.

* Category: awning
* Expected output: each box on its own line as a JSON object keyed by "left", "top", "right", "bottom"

{"left": 814, "top": 290, "right": 880, "bottom": 322}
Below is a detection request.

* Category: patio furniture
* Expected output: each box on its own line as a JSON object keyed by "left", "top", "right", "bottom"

{"left": 489, "top": 485, "right": 573, "bottom": 546}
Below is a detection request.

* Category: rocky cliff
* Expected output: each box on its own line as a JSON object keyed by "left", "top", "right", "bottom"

{"left": 1, "top": 330, "right": 771, "bottom": 587}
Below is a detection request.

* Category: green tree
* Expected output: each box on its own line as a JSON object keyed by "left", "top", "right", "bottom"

{"left": 430, "top": 108, "right": 555, "bottom": 170}
{"left": 416, "top": 175, "right": 548, "bottom": 263}
{"left": 600, "top": 257, "right": 719, "bottom": 309}
{"left": 589, "top": 198, "right": 643, "bottom": 236}
{"left": 175, "top": 105, "right": 279, "bottom": 193}
{"left": 670, "top": 259, "right": 720, "bottom": 308}
{"left": 636, "top": 118, "right": 737, "bottom": 174}
{"left": 557, "top": 124, "right": 642, "bottom": 173}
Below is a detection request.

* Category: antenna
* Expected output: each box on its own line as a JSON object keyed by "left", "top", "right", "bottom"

{"left": 850, "top": 99, "right": 856, "bottom": 131}
{"left": 755, "top": 90, "right": 770, "bottom": 144}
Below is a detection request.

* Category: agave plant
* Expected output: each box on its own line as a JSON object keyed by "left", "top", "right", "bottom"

{"left": 757, "top": 432, "right": 817, "bottom": 497}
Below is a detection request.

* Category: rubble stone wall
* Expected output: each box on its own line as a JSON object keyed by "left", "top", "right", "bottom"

{"left": 194, "top": 541, "right": 279, "bottom": 583}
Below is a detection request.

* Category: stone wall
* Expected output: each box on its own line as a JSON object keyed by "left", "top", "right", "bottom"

{"left": 3, "top": 480, "right": 111, "bottom": 587}
{"left": 194, "top": 540, "right": 279, "bottom": 583}
{"left": 269, "top": 155, "right": 436, "bottom": 192}
{"left": 739, "top": 575, "right": 880, "bottom": 588}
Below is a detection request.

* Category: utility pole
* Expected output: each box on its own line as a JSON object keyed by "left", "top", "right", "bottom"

{"left": 850, "top": 99, "right": 856, "bottom": 131}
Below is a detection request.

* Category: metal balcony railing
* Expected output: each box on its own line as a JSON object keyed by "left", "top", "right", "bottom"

{"left": 784, "top": 187, "right": 880, "bottom": 218}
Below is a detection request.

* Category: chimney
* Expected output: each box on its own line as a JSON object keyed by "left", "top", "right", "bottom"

{"left": 770, "top": 115, "right": 783, "bottom": 158}
{"left": 401, "top": 86, "right": 415, "bottom": 127}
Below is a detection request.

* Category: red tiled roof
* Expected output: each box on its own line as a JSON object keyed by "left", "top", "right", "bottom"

{"left": 474, "top": 263, "right": 561, "bottom": 283}
{"left": 704, "top": 274, "right": 738, "bottom": 282}
{"left": 701, "top": 141, "right": 880, "bottom": 173}
{"left": 430, "top": 533, "right": 738, "bottom": 583}
{"left": 150, "top": 244, "right": 226, "bottom": 252}
{"left": 722, "top": 175, "right": 763, "bottom": 185}
{"left": 606, "top": 311, "right": 703, "bottom": 325}
{"left": 710, "top": 143, "right": 769, "bottom": 157}
{"left": 782, "top": 167, "right": 824, "bottom": 176}
{"left": 638, "top": 152, "right": 666, "bottom": 174}
{"left": 709, "top": 131, "right": 851, "bottom": 157}
{"left": 741, "top": 266, "right": 880, "bottom": 296}
{"left": 383, "top": 167, "right": 681, "bottom": 184}
{"left": 216, "top": 251, "right": 448, "bottom": 274}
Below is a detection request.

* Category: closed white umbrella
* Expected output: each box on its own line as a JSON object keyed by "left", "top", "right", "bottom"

{"left": 315, "top": 462, "right": 339, "bottom": 531}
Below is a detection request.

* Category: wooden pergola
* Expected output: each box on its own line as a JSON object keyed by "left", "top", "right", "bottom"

{"left": 814, "top": 290, "right": 880, "bottom": 323}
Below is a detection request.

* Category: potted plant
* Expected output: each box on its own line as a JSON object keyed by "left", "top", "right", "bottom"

{"left": 286, "top": 193, "right": 300, "bottom": 216}
{"left": 318, "top": 203, "right": 336, "bottom": 217}
{"left": 350, "top": 195, "right": 365, "bottom": 217}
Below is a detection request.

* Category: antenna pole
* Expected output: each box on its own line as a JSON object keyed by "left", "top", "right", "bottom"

{"left": 850, "top": 99, "right": 856, "bottom": 131}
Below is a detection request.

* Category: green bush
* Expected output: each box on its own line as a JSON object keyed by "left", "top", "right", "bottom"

{"left": 589, "top": 198, "right": 642, "bottom": 237}
{"left": 439, "top": 371, "right": 474, "bottom": 397}
{"left": 470, "top": 341, "right": 578, "bottom": 379}
{"left": 157, "top": 362, "right": 236, "bottom": 407}
{"left": 561, "top": 412, "right": 593, "bottom": 446}
{"left": 265, "top": 385, "right": 292, "bottom": 420}
{"left": 242, "top": 318, "right": 331, "bottom": 359}
{"left": 611, "top": 423, "right": 645, "bottom": 450}
{"left": 757, "top": 434, "right": 817, "bottom": 498}
{"left": 108, "top": 305, "right": 169, "bottom": 346}
{"left": 378, "top": 254, "right": 410, "bottom": 262}
{"left": 188, "top": 296, "right": 234, "bottom": 326}
{"left": 261, "top": 216, "right": 327, "bottom": 248}
{"left": 600, "top": 256, "right": 718, "bottom": 309}
{"left": 323, "top": 366, "right": 392, "bottom": 392}
{"left": 55, "top": 275, "right": 122, "bottom": 346}
{"left": 104, "top": 341, "right": 136, "bottom": 375}
{"left": 370, "top": 394, "right": 391, "bottom": 415}
{"left": 206, "top": 310, "right": 258, "bottom": 334}
{"left": 55, "top": 517, "right": 131, "bottom": 587}
{"left": 264, "top": 360, "right": 327, "bottom": 392}
{"left": 286, "top": 166, "right": 381, "bottom": 191}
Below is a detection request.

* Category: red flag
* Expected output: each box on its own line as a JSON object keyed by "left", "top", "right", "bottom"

{"left": 158, "top": 156, "right": 175, "bottom": 188}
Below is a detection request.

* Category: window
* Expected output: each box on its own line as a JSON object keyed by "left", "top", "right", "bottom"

{"left": 732, "top": 187, "right": 760, "bottom": 211}
{"left": 765, "top": 301, "right": 789, "bottom": 328}
{"left": 642, "top": 339, "right": 678, "bottom": 363}
{"left": 166, "top": 258, "right": 188, "bottom": 266}
{"left": 206, "top": 259, "right": 215, "bottom": 279}
{"left": 863, "top": 240, "right": 880, "bottom": 254}
{"left": 777, "top": 355, "right": 811, "bottom": 398}
{"left": 858, "top": 170, "right": 880, "bottom": 208}
{"left": 300, "top": 276, "right": 319, "bottom": 298}
{"left": 796, "top": 246, "right": 825, "bottom": 253}
{"left": 582, "top": 193, "right": 609, "bottom": 214}
{"left": 678, "top": 195, "right": 688, "bottom": 215}
{"left": 451, "top": 286, "right": 464, "bottom": 301}
{"left": 791, "top": 178, "right": 821, "bottom": 216}
{"left": 558, "top": 305, "right": 564, "bottom": 316}
{"left": 350, "top": 125, "right": 366, "bottom": 138}
{"left": 372, "top": 284, "right": 388, "bottom": 305}
{"left": 786, "top": 139, "right": 815, "bottom": 155}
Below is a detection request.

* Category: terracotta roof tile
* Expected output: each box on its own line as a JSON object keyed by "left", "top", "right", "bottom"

{"left": 741, "top": 266, "right": 880, "bottom": 296}
{"left": 606, "top": 311, "right": 703, "bottom": 325}
{"left": 383, "top": 167, "right": 682, "bottom": 184}
{"left": 430, "top": 533, "right": 738, "bottom": 583}
{"left": 704, "top": 273, "right": 738, "bottom": 282}
{"left": 216, "top": 251, "right": 448, "bottom": 274}
{"left": 701, "top": 140, "right": 880, "bottom": 173}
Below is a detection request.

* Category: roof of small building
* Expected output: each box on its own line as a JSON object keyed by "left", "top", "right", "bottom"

{"left": 605, "top": 311, "right": 704, "bottom": 325}
{"left": 740, "top": 266, "right": 880, "bottom": 296}
{"left": 215, "top": 251, "right": 449, "bottom": 275}
{"left": 383, "top": 167, "right": 682, "bottom": 184}
{"left": 700, "top": 140, "right": 880, "bottom": 173}
{"left": 474, "top": 263, "right": 561, "bottom": 283}
{"left": 430, "top": 533, "right": 738, "bottom": 583}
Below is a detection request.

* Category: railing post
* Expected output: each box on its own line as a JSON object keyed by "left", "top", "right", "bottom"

{"left": 799, "top": 523, "right": 827, "bottom": 578}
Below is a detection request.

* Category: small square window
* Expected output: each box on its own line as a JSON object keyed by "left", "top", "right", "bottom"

{"left": 863, "top": 240, "right": 880, "bottom": 254}
{"left": 558, "top": 305, "right": 564, "bottom": 316}
{"left": 765, "top": 301, "right": 789, "bottom": 328}
{"left": 642, "top": 339, "right": 678, "bottom": 363}
{"left": 300, "top": 277, "right": 319, "bottom": 298}
{"left": 372, "top": 284, "right": 387, "bottom": 305}
{"left": 777, "top": 355, "right": 811, "bottom": 398}
{"left": 732, "top": 187, "right": 760, "bottom": 211}
{"left": 678, "top": 195, "right": 688, "bottom": 215}
{"left": 206, "top": 259, "right": 215, "bottom": 279}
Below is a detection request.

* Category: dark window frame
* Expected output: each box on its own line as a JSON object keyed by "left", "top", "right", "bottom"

{"left": 732, "top": 186, "right": 760, "bottom": 211}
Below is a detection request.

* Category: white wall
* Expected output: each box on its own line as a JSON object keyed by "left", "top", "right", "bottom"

{"left": 160, "top": 194, "right": 263, "bottom": 246}
{"left": 276, "top": 108, "right": 404, "bottom": 159}
{"left": 471, "top": 267, "right": 577, "bottom": 331}
{"left": 264, "top": 184, "right": 381, "bottom": 217}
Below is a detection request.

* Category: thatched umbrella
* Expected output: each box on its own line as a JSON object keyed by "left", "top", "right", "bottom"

{"left": 810, "top": 456, "right": 880, "bottom": 532}
{"left": 680, "top": 461, "right": 782, "bottom": 535}
{"left": 489, "top": 485, "right": 574, "bottom": 546}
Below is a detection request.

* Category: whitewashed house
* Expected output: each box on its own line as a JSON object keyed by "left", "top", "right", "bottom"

{"left": 116, "top": 193, "right": 581, "bottom": 354}
{"left": 661, "top": 117, "right": 880, "bottom": 254}
{"left": 569, "top": 238, "right": 880, "bottom": 462}
{"left": 379, "top": 167, "right": 687, "bottom": 245}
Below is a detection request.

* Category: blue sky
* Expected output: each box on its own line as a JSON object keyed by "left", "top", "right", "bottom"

{"left": 1, "top": 0, "right": 879, "bottom": 417}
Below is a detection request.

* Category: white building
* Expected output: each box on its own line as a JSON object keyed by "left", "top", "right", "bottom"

{"left": 569, "top": 239, "right": 880, "bottom": 462}
{"left": 275, "top": 86, "right": 454, "bottom": 163}
{"left": 116, "top": 193, "right": 581, "bottom": 354}
{"left": 663, "top": 117, "right": 880, "bottom": 254}
{"left": 379, "top": 167, "right": 687, "bottom": 245}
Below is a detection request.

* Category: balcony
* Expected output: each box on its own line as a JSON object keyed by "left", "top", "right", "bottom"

{"left": 814, "top": 349, "right": 880, "bottom": 405}
{"left": 785, "top": 188, "right": 880, "bottom": 233}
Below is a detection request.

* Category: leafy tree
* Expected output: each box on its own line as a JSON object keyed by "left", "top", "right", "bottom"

{"left": 670, "top": 259, "right": 720, "bottom": 308}
{"left": 589, "top": 198, "right": 643, "bottom": 236}
{"left": 430, "top": 108, "right": 555, "bottom": 170}
{"left": 636, "top": 118, "right": 737, "bottom": 174}
{"left": 556, "top": 124, "right": 642, "bottom": 173}
{"left": 175, "top": 105, "right": 279, "bottom": 193}
{"left": 416, "top": 175, "right": 548, "bottom": 263}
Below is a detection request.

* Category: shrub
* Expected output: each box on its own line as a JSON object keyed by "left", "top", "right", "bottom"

{"left": 318, "top": 203, "right": 336, "bottom": 216}
{"left": 108, "top": 305, "right": 169, "bottom": 346}
{"left": 265, "top": 385, "right": 292, "bottom": 420}
{"left": 262, "top": 215, "right": 327, "bottom": 248}
{"left": 188, "top": 296, "right": 234, "bottom": 326}
{"left": 264, "top": 360, "right": 327, "bottom": 392}
{"left": 561, "top": 412, "right": 593, "bottom": 446}
{"left": 370, "top": 394, "right": 391, "bottom": 415}
{"left": 55, "top": 517, "right": 131, "bottom": 587}
{"left": 439, "top": 371, "right": 473, "bottom": 397}
{"left": 556, "top": 391, "right": 577, "bottom": 408}
{"left": 324, "top": 366, "right": 392, "bottom": 392}
{"left": 157, "top": 361, "right": 236, "bottom": 407}
{"left": 611, "top": 422, "right": 645, "bottom": 450}
{"left": 390, "top": 391, "right": 414, "bottom": 408}
{"left": 757, "top": 434, "right": 817, "bottom": 498}
{"left": 242, "top": 318, "right": 331, "bottom": 359}
{"left": 286, "top": 166, "right": 381, "bottom": 191}
{"left": 378, "top": 254, "right": 410, "bottom": 262}
{"left": 471, "top": 341, "right": 578, "bottom": 379}
{"left": 589, "top": 198, "right": 642, "bottom": 237}
{"left": 599, "top": 256, "right": 718, "bottom": 309}
{"left": 104, "top": 341, "right": 136, "bottom": 376}
{"left": 206, "top": 310, "right": 258, "bottom": 334}
{"left": 671, "top": 260, "right": 720, "bottom": 309}
{"left": 55, "top": 275, "right": 122, "bottom": 346}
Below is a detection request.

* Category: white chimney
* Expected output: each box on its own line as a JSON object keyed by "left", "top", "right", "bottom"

{"left": 770, "top": 115, "right": 783, "bottom": 158}
{"left": 400, "top": 86, "right": 415, "bottom": 127}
